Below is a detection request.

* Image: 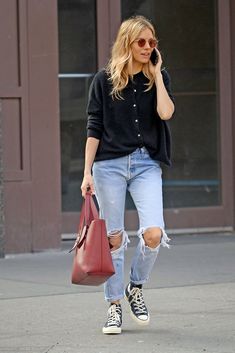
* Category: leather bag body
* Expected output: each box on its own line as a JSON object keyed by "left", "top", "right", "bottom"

{"left": 70, "top": 193, "right": 115, "bottom": 286}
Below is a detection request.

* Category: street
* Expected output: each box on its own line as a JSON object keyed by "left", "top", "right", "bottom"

{"left": 0, "top": 233, "right": 235, "bottom": 353}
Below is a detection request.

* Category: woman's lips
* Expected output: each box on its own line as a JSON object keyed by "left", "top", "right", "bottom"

{"left": 141, "top": 53, "right": 150, "bottom": 59}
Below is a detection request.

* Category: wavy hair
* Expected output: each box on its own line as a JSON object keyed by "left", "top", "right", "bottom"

{"left": 106, "top": 16, "right": 158, "bottom": 99}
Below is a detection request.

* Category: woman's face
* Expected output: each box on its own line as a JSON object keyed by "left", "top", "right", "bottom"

{"left": 131, "top": 28, "right": 156, "bottom": 68}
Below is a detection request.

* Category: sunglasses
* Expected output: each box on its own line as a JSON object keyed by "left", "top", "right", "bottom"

{"left": 135, "top": 38, "right": 157, "bottom": 48}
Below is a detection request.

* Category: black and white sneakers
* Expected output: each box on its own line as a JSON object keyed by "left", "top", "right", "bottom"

{"left": 102, "top": 303, "right": 122, "bottom": 334}
{"left": 102, "top": 283, "right": 149, "bottom": 334}
{"left": 125, "top": 282, "right": 150, "bottom": 325}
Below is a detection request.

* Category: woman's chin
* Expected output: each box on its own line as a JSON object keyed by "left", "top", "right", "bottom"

{"left": 142, "top": 57, "right": 150, "bottom": 64}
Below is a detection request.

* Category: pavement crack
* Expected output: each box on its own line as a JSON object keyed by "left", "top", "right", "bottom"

{"left": 44, "top": 343, "right": 59, "bottom": 353}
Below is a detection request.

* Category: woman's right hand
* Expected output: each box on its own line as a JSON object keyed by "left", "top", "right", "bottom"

{"left": 81, "top": 173, "right": 95, "bottom": 198}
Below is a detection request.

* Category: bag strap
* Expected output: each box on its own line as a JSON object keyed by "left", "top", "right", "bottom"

{"left": 85, "top": 193, "right": 99, "bottom": 222}
{"left": 78, "top": 193, "right": 99, "bottom": 234}
{"left": 68, "top": 193, "right": 99, "bottom": 253}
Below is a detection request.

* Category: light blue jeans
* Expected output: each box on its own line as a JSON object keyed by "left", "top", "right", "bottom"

{"left": 92, "top": 147, "right": 170, "bottom": 302}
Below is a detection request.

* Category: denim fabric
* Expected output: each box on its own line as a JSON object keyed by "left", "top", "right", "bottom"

{"left": 92, "top": 147, "right": 170, "bottom": 302}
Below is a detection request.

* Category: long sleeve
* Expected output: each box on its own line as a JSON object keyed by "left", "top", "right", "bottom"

{"left": 86, "top": 72, "right": 104, "bottom": 139}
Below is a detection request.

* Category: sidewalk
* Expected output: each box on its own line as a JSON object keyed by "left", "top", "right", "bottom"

{"left": 0, "top": 233, "right": 235, "bottom": 353}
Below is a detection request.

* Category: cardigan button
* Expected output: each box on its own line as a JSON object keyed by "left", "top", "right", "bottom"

{"left": 134, "top": 89, "right": 137, "bottom": 92}
{"left": 133, "top": 104, "right": 136, "bottom": 107}
{"left": 137, "top": 134, "right": 141, "bottom": 137}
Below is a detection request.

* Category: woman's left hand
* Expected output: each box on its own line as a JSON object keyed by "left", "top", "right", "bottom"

{"left": 149, "top": 48, "right": 162, "bottom": 77}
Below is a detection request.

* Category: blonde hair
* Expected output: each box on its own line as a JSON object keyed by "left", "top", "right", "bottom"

{"left": 106, "top": 16, "right": 157, "bottom": 99}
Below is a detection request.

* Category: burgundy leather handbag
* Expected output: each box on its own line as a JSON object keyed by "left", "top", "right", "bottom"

{"left": 69, "top": 193, "right": 115, "bottom": 286}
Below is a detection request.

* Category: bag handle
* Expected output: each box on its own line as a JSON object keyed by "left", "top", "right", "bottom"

{"left": 69, "top": 193, "right": 99, "bottom": 253}
{"left": 84, "top": 193, "right": 98, "bottom": 225}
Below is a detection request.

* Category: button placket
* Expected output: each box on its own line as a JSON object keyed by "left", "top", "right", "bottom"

{"left": 132, "top": 86, "right": 141, "bottom": 140}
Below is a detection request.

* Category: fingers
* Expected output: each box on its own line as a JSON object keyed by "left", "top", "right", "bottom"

{"left": 156, "top": 49, "right": 162, "bottom": 67}
{"left": 81, "top": 178, "right": 95, "bottom": 198}
{"left": 155, "top": 47, "right": 161, "bottom": 56}
{"left": 81, "top": 186, "right": 87, "bottom": 198}
{"left": 88, "top": 183, "right": 95, "bottom": 196}
{"left": 81, "top": 185, "right": 91, "bottom": 198}
{"left": 149, "top": 49, "right": 162, "bottom": 75}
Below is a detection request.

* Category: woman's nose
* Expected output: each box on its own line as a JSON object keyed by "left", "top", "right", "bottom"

{"left": 144, "top": 41, "right": 151, "bottom": 49}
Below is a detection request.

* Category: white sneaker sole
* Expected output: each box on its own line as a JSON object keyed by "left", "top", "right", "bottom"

{"left": 125, "top": 294, "right": 150, "bottom": 326}
{"left": 130, "top": 310, "right": 150, "bottom": 326}
{"left": 102, "top": 326, "right": 122, "bottom": 334}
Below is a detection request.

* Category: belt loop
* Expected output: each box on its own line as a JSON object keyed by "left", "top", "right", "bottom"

{"left": 139, "top": 144, "right": 144, "bottom": 154}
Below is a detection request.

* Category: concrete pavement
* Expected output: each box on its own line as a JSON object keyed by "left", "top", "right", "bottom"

{"left": 0, "top": 233, "right": 235, "bottom": 353}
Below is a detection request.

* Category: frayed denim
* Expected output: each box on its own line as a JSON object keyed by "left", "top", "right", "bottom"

{"left": 92, "top": 147, "right": 170, "bottom": 302}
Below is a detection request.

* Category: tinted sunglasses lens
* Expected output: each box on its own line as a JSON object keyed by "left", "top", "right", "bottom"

{"left": 149, "top": 39, "right": 157, "bottom": 48}
{"left": 137, "top": 39, "right": 146, "bottom": 47}
{"left": 137, "top": 39, "right": 157, "bottom": 48}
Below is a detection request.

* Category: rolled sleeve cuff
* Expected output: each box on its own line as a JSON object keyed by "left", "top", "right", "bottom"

{"left": 87, "top": 128, "right": 102, "bottom": 139}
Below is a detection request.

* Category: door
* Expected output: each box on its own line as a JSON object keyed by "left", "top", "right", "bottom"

{"left": 121, "top": 0, "right": 233, "bottom": 230}
{"left": 59, "top": 0, "right": 234, "bottom": 233}
{"left": 58, "top": 0, "right": 121, "bottom": 232}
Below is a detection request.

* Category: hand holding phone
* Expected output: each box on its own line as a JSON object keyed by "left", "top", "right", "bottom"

{"left": 150, "top": 48, "right": 159, "bottom": 65}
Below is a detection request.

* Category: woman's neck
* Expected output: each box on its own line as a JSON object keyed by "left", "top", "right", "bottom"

{"left": 130, "top": 62, "right": 143, "bottom": 75}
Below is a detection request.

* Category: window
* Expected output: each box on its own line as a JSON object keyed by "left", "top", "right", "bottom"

{"left": 58, "top": 0, "right": 97, "bottom": 211}
{"left": 122, "top": 0, "right": 220, "bottom": 208}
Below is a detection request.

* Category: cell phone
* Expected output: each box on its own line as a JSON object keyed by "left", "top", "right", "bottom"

{"left": 150, "top": 48, "right": 158, "bottom": 65}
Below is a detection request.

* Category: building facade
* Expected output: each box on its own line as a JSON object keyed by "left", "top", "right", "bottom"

{"left": 1, "top": 0, "right": 235, "bottom": 254}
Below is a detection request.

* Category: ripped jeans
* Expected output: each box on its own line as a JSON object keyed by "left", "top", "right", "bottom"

{"left": 92, "top": 147, "right": 170, "bottom": 302}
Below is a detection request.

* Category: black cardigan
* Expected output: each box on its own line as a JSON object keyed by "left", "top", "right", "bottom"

{"left": 86, "top": 68, "right": 174, "bottom": 166}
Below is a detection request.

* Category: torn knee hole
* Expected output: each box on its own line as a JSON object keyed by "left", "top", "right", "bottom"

{"left": 143, "top": 227, "right": 162, "bottom": 248}
{"left": 108, "top": 231, "right": 123, "bottom": 251}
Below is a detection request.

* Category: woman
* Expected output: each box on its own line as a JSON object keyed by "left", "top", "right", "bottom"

{"left": 81, "top": 15, "right": 175, "bottom": 334}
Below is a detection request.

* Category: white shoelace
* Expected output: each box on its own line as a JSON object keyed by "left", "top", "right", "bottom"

{"left": 129, "top": 287, "right": 147, "bottom": 314}
{"left": 107, "top": 305, "right": 121, "bottom": 326}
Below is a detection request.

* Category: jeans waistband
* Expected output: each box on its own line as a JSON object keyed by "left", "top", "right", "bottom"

{"left": 134, "top": 146, "right": 148, "bottom": 154}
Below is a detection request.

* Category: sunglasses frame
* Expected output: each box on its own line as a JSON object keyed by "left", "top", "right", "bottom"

{"left": 134, "top": 38, "right": 158, "bottom": 48}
